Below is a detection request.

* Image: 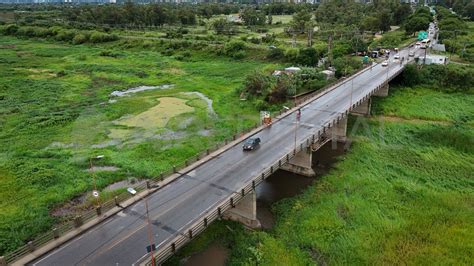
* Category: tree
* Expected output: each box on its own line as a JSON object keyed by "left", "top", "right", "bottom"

{"left": 377, "top": 9, "right": 392, "bottom": 32}
{"left": 360, "top": 16, "right": 380, "bottom": 32}
{"left": 291, "top": 8, "right": 312, "bottom": 34}
{"left": 394, "top": 4, "right": 412, "bottom": 25}
{"left": 404, "top": 16, "right": 430, "bottom": 35}
{"left": 464, "top": 2, "right": 474, "bottom": 20}
{"left": 212, "top": 18, "right": 235, "bottom": 35}
{"left": 297, "top": 47, "right": 319, "bottom": 67}
{"left": 240, "top": 7, "right": 266, "bottom": 26}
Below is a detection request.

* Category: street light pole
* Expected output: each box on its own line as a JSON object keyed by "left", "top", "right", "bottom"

{"left": 144, "top": 198, "right": 156, "bottom": 266}
{"left": 89, "top": 155, "right": 104, "bottom": 207}
{"left": 350, "top": 76, "right": 354, "bottom": 109}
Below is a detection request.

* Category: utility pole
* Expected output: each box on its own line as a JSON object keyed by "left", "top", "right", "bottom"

{"left": 90, "top": 155, "right": 104, "bottom": 208}
{"left": 144, "top": 198, "right": 156, "bottom": 266}
{"left": 328, "top": 32, "right": 333, "bottom": 67}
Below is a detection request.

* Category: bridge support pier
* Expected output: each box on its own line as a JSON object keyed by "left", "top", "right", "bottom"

{"left": 374, "top": 83, "right": 389, "bottom": 97}
{"left": 280, "top": 147, "right": 316, "bottom": 177}
{"left": 350, "top": 97, "right": 371, "bottom": 116}
{"left": 330, "top": 117, "right": 347, "bottom": 142}
{"left": 223, "top": 191, "right": 261, "bottom": 229}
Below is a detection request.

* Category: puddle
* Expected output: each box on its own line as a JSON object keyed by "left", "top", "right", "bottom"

{"left": 182, "top": 92, "right": 216, "bottom": 116}
{"left": 197, "top": 129, "right": 212, "bottom": 136}
{"left": 110, "top": 84, "right": 174, "bottom": 97}
{"left": 104, "top": 178, "right": 145, "bottom": 192}
{"left": 91, "top": 139, "right": 122, "bottom": 148}
{"left": 86, "top": 166, "right": 120, "bottom": 172}
{"left": 183, "top": 243, "right": 228, "bottom": 266}
{"left": 47, "top": 142, "right": 78, "bottom": 149}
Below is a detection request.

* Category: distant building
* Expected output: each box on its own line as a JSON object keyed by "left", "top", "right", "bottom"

{"left": 420, "top": 55, "right": 448, "bottom": 65}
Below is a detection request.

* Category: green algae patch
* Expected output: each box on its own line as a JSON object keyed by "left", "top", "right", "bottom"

{"left": 109, "top": 97, "right": 195, "bottom": 140}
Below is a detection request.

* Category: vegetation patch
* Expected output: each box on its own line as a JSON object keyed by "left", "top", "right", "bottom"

{"left": 109, "top": 97, "right": 195, "bottom": 140}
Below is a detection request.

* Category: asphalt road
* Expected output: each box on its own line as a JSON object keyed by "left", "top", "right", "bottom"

{"left": 31, "top": 44, "right": 426, "bottom": 266}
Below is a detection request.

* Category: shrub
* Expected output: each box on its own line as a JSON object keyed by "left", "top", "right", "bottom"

{"left": 55, "top": 29, "right": 76, "bottom": 42}
{"left": 248, "top": 37, "right": 261, "bottom": 44}
{"left": 333, "top": 56, "right": 362, "bottom": 78}
{"left": 243, "top": 71, "right": 274, "bottom": 97}
{"left": 73, "top": 33, "right": 88, "bottom": 44}
{"left": 89, "top": 31, "right": 118, "bottom": 43}
{"left": 99, "top": 50, "right": 121, "bottom": 57}
{"left": 0, "top": 24, "right": 18, "bottom": 35}
{"left": 399, "top": 64, "right": 474, "bottom": 92}
{"left": 17, "top": 26, "right": 37, "bottom": 37}
{"left": 267, "top": 47, "right": 284, "bottom": 60}
{"left": 297, "top": 47, "right": 319, "bottom": 67}
{"left": 284, "top": 48, "right": 299, "bottom": 63}
{"left": 224, "top": 40, "right": 247, "bottom": 59}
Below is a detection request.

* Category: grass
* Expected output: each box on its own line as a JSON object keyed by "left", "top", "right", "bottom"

{"left": 372, "top": 85, "right": 474, "bottom": 123}
{"left": 164, "top": 85, "right": 474, "bottom": 265}
{"left": 0, "top": 35, "right": 279, "bottom": 255}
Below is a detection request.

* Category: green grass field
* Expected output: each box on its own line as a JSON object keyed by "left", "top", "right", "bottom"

{"left": 165, "top": 85, "right": 474, "bottom": 265}
{"left": 372, "top": 86, "right": 474, "bottom": 123}
{"left": 0, "top": 36, "right": 279, "bottom": 254}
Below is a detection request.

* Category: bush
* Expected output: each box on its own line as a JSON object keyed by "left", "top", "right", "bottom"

{"left": 73, "top": 33, "right": 88, "bottom": 44}
{"left": 0, "top": 24, "right": 19, "bottom": 35}
{"left": 267, "top": 47, "right": 285, "bottom": 60}
{"left": 399, "top": 64, "right": 474, "bottom": 92}
{"left": 284, "top": 48, "right": 299, "bottom": 63}
{"left": 99, "top": 50, "right": 121, "bottom": 57}
{"left": 55, "top": 29, "right": 76, "bottom": 42}
{"left": 17, "top": 26, "right": 38, "bottom": 38}
{"left": 224, "top": 40, "right": 247, "bottom": 59}
{"left": 89, "top": 31, "right": 118, "bottom": 43}
{"left": 248, "top": 37, "right": 261, "bottom": 44}
{"left": 243, "top": 71, "right": 274, "bottom": 97}
{"left": 333, "top": 56, "right": 363, "bottom": 78}
{"left": 296, "top": 47, "right": 319, "bottom": 67}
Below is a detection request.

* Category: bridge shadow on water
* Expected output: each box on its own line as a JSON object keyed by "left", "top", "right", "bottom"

{"left": 256, "top": 140, "right": 348, "bottom": 229}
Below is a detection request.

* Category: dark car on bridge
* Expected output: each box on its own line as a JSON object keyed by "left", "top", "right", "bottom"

{"left": 243, "top": 137, "right": 261, "bottom": 151}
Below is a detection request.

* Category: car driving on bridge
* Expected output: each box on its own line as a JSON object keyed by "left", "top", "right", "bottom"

{"left": 243, "top": 137, "right": 261, "bottom": 151}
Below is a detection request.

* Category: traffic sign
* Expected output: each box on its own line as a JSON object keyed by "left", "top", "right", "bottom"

{"left": 418, "top": 31, "right": 428, "bottom": 41}
{"left": 92, "top": 190, "right": 99, "bottom": 198}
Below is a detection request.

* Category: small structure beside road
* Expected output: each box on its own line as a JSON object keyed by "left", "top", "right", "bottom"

{"left": 420, "top": 55, "right": 448, "bottom": 65}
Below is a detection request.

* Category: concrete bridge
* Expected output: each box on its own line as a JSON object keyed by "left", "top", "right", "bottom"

{"left": 9, "top": 46, "right": 424, "bottom": 266}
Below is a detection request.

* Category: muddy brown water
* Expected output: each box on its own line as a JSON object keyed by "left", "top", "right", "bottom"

{"left": 184, "top": 141, "right": 348, "bottom": 265}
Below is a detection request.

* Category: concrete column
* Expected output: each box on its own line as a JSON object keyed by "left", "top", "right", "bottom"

{"left": 350, "top": 97, "right": 371, "bottom": 116}
{"left": 330, "top": 117, "right": 347, "bottom": 142}
{"left": 281, "top": 147, "right": 316, "bottom": 177}
{"left": 223, "top": 191, "right": 261, "bottom": 229}
{"left": 374, "top": 83, "right": 389, "bottom": 97}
